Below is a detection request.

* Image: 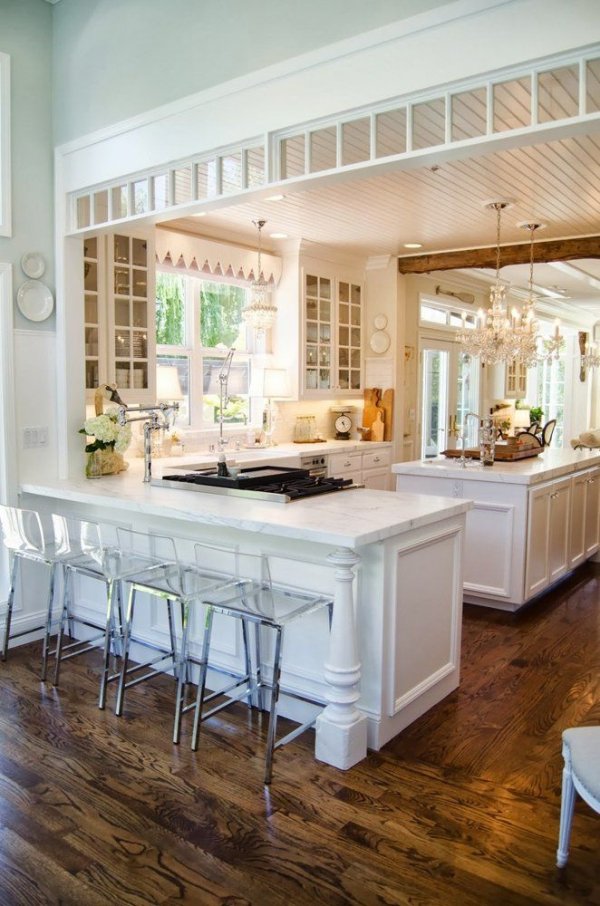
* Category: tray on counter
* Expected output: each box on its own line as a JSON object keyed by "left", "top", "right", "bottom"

{"left": 442, "top": 446, "right": 541, "bottom": 461}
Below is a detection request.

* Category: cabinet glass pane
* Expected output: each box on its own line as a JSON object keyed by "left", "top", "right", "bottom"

{"left": 115, "top": 333, "right": 130, "bottom": 357}
{"left": 306, "top": 323, "right": 318, "bottom": 343}
{"left": 306, "top": 369, "right": 317, "bottom": 389}
{"left": 339, "top": 371, "right": 349, "bottom": 389}
{"left": 132, "top": 331, "right": 147, "bottom": 359}
{"left": 350, "top": 305, "right": 361, "bottom": 326}
{"left": 320, "top": 348, "right": 330, "bottom": 366}
{"left": 306, "top": 345, "right": 317, "bottom": 366}
{"left": 351, "top": 328, "right": 360, "bottom": 346}
{"left": 351, "top": 284, "right": 361, "bottom": 305}
{"left": 115, "top": 299, "right": 130, "bottom": 325}
{"left": 84, "top": 237, "right": 97, "bottom": 259}
{"left": 85, "top": 327, "right": 98, "bottom": 357}
{"left": 133, "top": 363, "right": 147, "bottom": 390}
{"left": 132, "top": 268, "right": 147, "bottom": 298}
{"left": 86, "top": 361, "right": 99, "bottom": 389}
{"left": 339, "top": 348, "right": 349, "bottom": 367}
{"left": 339, "top": 282, "right": 349, "bottom": 303}
{"left": 306, "top": 274, "right": 318, "bottom": 296}
{"left": 84, "top": 262, "right": 97, "bottom": 293}
{"left": 132, "top": 238, "right": 147, "bottom": 267}
{"left": 339, "top": 303, "right": 349, "bottom": 325}
{"left": 319, "top": 324, "right": 330, "bottom": 342}
{"left": 319, "top": 369, "right": 330, "bottom": 389}
{"left": 320, "top": 300, "right": 331, "bottom": 321}
{"left": 319, "top": 278, "right": 331, "bottom": 300}
{"left": 350, "top": 370, "right": 361, "bottom": 389}
{"left": 114, "top": 235, "right": 129, "bottom": 263}
{"left": 85, "top": 295, "right": 98, "bottom": 323}
{"left": 132, "top": 300, "right": 147, "bottom": 327}
{"left": 306, "top": 298, "right": 318, "bottom": 319}
{"left": 339, "top": 326, "right": 349, "bottom": 346}
{"left": 114, "top": 268, "right": 130, "bottom": 295}
{"left": 351, "top": 349, "right": 361, "bottom": 368}
{"left": 115, "top": 365, "right": 130, "bottom": 389}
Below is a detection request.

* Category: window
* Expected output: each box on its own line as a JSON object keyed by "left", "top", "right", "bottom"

{"left": 0, "top": 53, "right": 11, "bottom": 237}
{"left": 156, "top": 272, "right": 250, "bottom": 429}
{"left": 420, "top": 300, "right": 475, "bottom": 329}
{"left": 530, "top": 323, "right": 567, "bottom": 447}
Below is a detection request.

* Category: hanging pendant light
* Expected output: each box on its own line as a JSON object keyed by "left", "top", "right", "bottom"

{"left": 241, "top": 219, "right": 278, "bottom": 332}
{"left": 513, "top": 221, "right": 542, "bottom": 367}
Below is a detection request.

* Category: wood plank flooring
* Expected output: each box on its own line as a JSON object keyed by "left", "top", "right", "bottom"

{"left": 0, "top": 564, "right": 599, "bottom": 904}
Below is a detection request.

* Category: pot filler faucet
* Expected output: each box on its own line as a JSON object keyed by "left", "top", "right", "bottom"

{"left": 117, "top": 401, "right": 179, "bottom": 483}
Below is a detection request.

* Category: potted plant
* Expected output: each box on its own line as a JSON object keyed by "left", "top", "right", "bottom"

{"left": 529, "top": 406, "right": 544, "bottom": 427}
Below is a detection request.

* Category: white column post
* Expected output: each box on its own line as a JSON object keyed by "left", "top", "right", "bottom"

{"left": 315, "top": 547, "right": 368, "bottom": 769}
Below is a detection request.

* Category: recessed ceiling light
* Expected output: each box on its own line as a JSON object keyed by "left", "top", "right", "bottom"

{"left": 270, "top": 232, "right": 288, "bottom": 239}
{"left": 265, "top": 194, "right": 285, "bottom": 202}
{"left": 403, "top": 242, "right": 423, "bottom": 249}
{"left": 191, "top": 212, "right": 207, "bottom": 217}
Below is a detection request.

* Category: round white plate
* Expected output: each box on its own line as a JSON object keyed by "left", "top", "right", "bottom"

{"left": 17, "top": 281, "right": 54, "bottom": 322}
{"left": 373, "top": 313, "right": 388, "bottom": 330}
{"left": 21, "top": 252, "right": 46, "bottom": 280}
{"left": 369, "top": 330, "right": 391, "bottom": 354}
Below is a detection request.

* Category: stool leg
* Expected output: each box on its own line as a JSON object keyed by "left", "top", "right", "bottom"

{"left": 173, "top": 600, "right": 190, "bottom": 745}
{"left": 264, "top": 626, "right": 283, "bottom": 785}
{"left": 2, "top": 555, "right": 19, "bottom": 661}
{"left": 111, "top": 580, "right": 125, "bottom": 658}
{"left": 191, "top": 606, "right": 214, "bottom": 751}
{"left": 254, "top": 622, "right": 264, "bottom": 711}
{"left": 557, "top": 761, "right": 576, "bottom": 867}
{"left": 115, "top": 585, "right": 136, "bottom": 716}
{"left": 241, "top": 618, "right": 253, "bottom": 710}
{"left": 166, "top": 597, "right": 177, "bottom": 681}
{"left": 52, "top": 566, "right": 72, "bottom": 686}
{"left": 99, "top": 578, "right": 118, "bottom": 710}
{"left": 40, "top": 562, "right": 59, "bottom": 682}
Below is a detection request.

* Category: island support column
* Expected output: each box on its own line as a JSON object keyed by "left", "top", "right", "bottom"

{"left": 315, "top": 547, "right": 368, "bottom": 769}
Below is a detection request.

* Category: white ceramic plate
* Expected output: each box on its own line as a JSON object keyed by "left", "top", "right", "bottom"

{"left": 16, "top": 280, "right": 54, "bottom": 322}
{"left": 373, "top": 313, "right": 388, "bottom": 330}
{"left": 21, "top": 252, "right": 46, "bottom": 280}
{"left": 369, "top": 330, "right": 391, "bottom": 354}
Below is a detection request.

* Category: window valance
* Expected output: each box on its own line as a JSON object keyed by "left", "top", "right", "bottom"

{"left": 155, "top": 228, "right": 282, "bottom": 285}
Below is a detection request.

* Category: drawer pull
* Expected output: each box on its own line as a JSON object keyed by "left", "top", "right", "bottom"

{"left": 344, "top": 460, "right": 351, "bottom": 468}
{"left": 373, "top": 456, "right": 380, "bottom": 463}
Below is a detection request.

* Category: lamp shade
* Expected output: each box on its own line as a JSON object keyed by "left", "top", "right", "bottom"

{"left": 262, "top": 368, "right": 290, "bottom": 399}
{"left": 156, "top": 366, "right": 183, "bottom": 401}
{"left": 513, "top": 408, "right": 531, "bottom": 429}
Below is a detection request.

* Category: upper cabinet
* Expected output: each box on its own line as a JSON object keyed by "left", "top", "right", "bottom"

{"left": 84, "top": 230, "right": 156, "bottom": 404}
{"left": 302, "top": 266, "right": 363, "bottom": 397}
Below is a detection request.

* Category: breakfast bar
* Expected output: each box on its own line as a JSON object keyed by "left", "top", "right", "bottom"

{"left": 19, "top": 463, "right": 470, "bottom": 770}
{"left": 393, "top": 449, "right": 600, "bottom": 612}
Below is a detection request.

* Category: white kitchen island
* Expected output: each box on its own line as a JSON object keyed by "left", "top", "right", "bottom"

{"left": 393, "top": 449, "right": 600, "bottom": 612}
{"left": 19, "top": 461, "right": 470, "bottom": 771}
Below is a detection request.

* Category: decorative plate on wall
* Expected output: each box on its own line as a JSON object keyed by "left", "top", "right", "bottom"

{"left": 369, "top": 330, "right": 391, "bottom": 354}
{"left": 20, "top": 252, "right": 46, "bottom": 280}
{"left": 16, "top": 280, "right": 54, "bottom": 322}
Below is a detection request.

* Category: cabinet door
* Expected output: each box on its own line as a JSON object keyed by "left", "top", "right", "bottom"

{"left": 304, "top": 273, "right": 332, "bottom": 393}
{"left": 569, "top": 472, "right": 587, "bottom": 568}
{"left": 108, "top": 231, "right": 156, "bottom": 402}
{"left": 547, "top": 480, "right": 571, "bottom": 583}
{"left": 505, "top": 359, "right": 528, "bottom": 398}
{"left": 584, "top": 468, "right": 600, "bottom": 557}
{"left": 84, "top": 236, "right": 105, "bottom": 393}
{"left": 363, "top": 469, "right": 390, "bottom": 490}
{"left": 336, "top": 280, "right": 362, "bottom": 392}
{"left": 525, "top": 485, "right": 550, "bottom": 598}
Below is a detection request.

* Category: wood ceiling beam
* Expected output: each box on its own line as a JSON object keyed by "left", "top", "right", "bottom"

{"left": 397, "top": 236, "right": 600, "bottom": 274}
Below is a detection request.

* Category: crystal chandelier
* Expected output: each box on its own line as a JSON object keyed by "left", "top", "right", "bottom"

{"left": 517, "top": 220, "right": 564, "bottom": 364}
{"left": 457, "top": 202, "right": 523, "bottom": 365}
{"left": 241, "top": 219, "right": 278, "bottom": 332}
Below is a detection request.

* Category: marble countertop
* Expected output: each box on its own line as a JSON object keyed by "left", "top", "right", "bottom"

{"left": 20, "top": 457, "right": 469, "bottom": 549}
{"left": 392, "top": 448, "right": 600, "bottom": 486}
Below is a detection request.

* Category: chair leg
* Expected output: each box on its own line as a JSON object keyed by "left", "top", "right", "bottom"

{"left": 40, "top": 562, "right": 59, "bottom": 682}
{"left": 52, "top": 566, "right": 72, "bottom": 686}
{"left": 98, "top": 578, "right": 119, "bottom": 711}
{"left": 173, "top": 601, "right": 190, "bottom": 745}
{"left": 191, "top": 607, "right": 214, "bottom": 751}
{"left": 240, "top": 618, "right": 253, "bottom": 710}
{"left": 1, "top": 555, "right": 19, "bottom": 661}
{"left": 166, "top": 597, "right": 177, "bottom": 682}
{"left": 114, "top": 586, "right": 136, "bottom": 716}
{"left": 557, "top": 761, "right": 576, "bottom": 868}
{"left": 254, "top": 622, "right": 264, "bottom": 711}
{"left": 264, "top": 626, "right": 283, "bottom": 785}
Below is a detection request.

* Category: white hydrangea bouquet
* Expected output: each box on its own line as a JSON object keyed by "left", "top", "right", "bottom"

{"left": 80, "top": 409, "right": 132, "bottom": 477}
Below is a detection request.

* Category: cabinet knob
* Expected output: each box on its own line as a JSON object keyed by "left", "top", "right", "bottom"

{"left": 550, "top": 492, "right": 559, "bottom": 499}
{"left": 373, "top": 456, "right": 380, "bottom": 463}
{"left": 344, "top": 460, "right": 351, "bottom": 467}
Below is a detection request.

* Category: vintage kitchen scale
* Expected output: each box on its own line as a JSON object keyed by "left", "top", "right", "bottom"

{"left": 331, "top": 406, "right": 355, "bottom": 439}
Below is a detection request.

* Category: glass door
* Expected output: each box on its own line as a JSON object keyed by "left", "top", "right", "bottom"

{"left": 420, "top": 338, "right": 480, "bottom": 459}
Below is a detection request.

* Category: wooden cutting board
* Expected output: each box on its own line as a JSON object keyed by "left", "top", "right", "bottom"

{"left": 442, "top": 447, "right": 541, "bottom": 461}
{"left": 363, "top": 388, "right": 383, "bottom": 431}
{"left": 381, "top": 388, "right": 394, "bottom": 441}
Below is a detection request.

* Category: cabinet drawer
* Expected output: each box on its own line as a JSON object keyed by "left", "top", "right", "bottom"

{"left": 362, "top": 449, "right": 391, "bottom": 470}
{"left": 329, "top": 451, "right": 362, "bottom": 475}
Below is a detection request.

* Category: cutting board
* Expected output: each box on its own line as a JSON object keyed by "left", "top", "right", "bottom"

{"left": 363, "top": 388, "right": 383, "bottom": 431}
{"left": 381, "top": 388, "right": 394, "bottom": 441}
{"left": 442, "top": 446, "right": 541, "bottom": 461}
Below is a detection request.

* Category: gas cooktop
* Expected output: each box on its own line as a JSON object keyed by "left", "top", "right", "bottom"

{"left": 152, "top": 465, "right": 358, "bottom": 503}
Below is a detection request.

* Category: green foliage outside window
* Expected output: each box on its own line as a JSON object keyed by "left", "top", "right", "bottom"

{"left": 200, "top": 282, "right": 245, "bottom": 348}
{"left": 156, "top": 273, "right": 185, "bottom": 345}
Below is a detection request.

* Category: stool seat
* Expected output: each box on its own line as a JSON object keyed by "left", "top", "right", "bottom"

{"left": 557, "top": 726, "right": 600, "bottom": 867}
{"left": 202, "top": 577, "right": 331, "bottom": 624}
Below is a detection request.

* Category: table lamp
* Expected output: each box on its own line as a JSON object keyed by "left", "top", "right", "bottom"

{"left": 262, "top": 368, "right": 290, "bottom": 446}
{"left": 156, "top": 365, "right": 184, "bottom": 453}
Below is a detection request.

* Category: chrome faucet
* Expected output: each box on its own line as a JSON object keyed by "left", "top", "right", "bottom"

{"left": 217, "top": 348, "right": 235, "bottom": 453}
{"left": 117, "top": 402, "right": 180, "bottom": 483}
{"left": 458, "top": 411, "right": 481, "bottom": 468}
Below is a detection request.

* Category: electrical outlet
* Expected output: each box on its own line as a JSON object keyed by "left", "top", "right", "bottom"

{"left": 452, "top": 480, "right": 463, "bottom": 498}
{"left": 23, "top": 426, "right": 49, "bottom": 448}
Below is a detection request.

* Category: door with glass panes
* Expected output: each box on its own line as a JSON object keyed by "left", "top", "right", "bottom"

{"left": 420, "top": 337, "right": 480, "bottom": 459}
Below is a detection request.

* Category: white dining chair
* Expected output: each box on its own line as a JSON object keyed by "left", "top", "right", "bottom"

{"left": 556, "top": 726, "right": 600, "bottom": 867}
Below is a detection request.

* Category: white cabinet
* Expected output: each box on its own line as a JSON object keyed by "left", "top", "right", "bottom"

{"left": 329, "top": 446, "right": 392, "bottom": 490}
{"left": 569, "top": 470, "right": 587, "bottom": 568}
{"left": 525, "top": 478, "right": 571, "bottom": 599}
{"left": 302, "top": 267, "right": 363, "bottom": 397}
{"left": 583, "top": 467, "right": 600, "bottom": 558}
{"left": 84, "top": 230, "right": 156, "bottom": 405}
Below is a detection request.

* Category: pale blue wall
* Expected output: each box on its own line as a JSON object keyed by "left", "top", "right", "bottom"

{"left": 52, "top": 0, "right": 450, "bottom": 145}
{"left": 0, "top": 0, "right": 54, "bottom": 330}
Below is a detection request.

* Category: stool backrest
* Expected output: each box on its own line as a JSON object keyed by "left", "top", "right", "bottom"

{"left": 51, "top": 514, "right": 102, "bottom": 560}
{"left": 194, "top": 541, "right": 240, "bottom": 582}
{"left": 0, "top": 505, "right": 49, "bottom": 556}
{"left": 116, "top": 527, "right": 178, "bottom": 566}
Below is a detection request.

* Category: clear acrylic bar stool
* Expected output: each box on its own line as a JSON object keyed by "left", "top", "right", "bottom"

{"left": 187, "top": 550, "right": 333, "bottom": 784}
{"left": 51, "top": 517, "right": 175, "bottom": 708}
{"left": 114, "top": 532, "right": 238, "bottom": 718}
{"left": 0, "top": 505, "right": 67, "bottom": 661}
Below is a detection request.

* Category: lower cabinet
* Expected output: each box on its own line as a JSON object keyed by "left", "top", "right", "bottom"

{"left": 329, "top": 446, "right": 392, "bottom": 489}
{"left": 525, "top": 478, "right": 571, "bottom": 599}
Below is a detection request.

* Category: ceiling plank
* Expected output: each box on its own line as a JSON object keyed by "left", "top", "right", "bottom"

{"left": 397, "top": 236, "right": 600, "bottom": 274}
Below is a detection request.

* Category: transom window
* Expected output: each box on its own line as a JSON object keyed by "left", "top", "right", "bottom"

{"left": 420, "top": 300, "right": 476, "bottom": 329}
{"left": 156, "top": 272, "right": 250, "bottom": 429}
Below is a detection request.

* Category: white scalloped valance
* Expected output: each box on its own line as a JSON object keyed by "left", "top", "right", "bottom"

{"left": 155, "top": 228, "right": 282, "bottom": 285}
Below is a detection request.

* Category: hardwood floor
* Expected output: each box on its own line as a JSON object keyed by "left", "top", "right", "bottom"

{"left": 0, "top": 565, "right": 599, "bottom": 905}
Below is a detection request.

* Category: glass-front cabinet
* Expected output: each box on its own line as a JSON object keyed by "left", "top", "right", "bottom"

{"left": 303, "top": 268, "right": 363, "bottom": 396}
{"left": 84, "top": 230, "right": 155, "bottom": 404}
